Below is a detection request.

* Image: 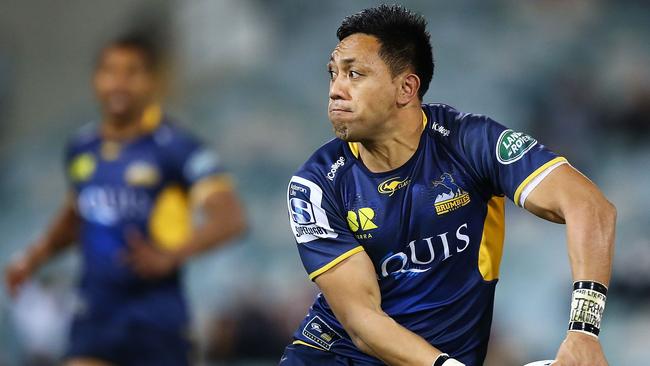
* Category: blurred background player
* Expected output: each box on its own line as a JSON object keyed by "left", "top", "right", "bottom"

{"left": 3, "top": 34, "right": 247, "bottom": 366}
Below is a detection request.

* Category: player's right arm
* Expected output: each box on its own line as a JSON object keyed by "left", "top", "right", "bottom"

{"left": 314, "top": 250, "right": 449, "bottom": 366}
{"left": 4, "top": 192, "right": 80, "bottom": 297}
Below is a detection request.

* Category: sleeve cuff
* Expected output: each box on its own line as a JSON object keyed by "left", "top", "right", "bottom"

{"left": 308, "top": 246, "right": 365, "bottom": 281}
{"left": 514, "top": 157, "right": 568, "bottom": 207}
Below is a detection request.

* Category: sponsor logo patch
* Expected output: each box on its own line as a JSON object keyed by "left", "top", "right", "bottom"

{"left": 287, "top": 177, "right": 338, "bottom": 243}
{"left": 125, "top": 161, "right": 160, "bottom": 187}
{"left": 289, "top": 197, "right": 315, "bottom": 224}
{"left": 69, "top": 153, "right": 96, "bottom": 182}
{"left": 302, "top": 316, "right": 341, "bottom": 350}
{"left": 431, "top": 122, "right": 450, "bottom": 137}
{"left": 77, "top": 185, "right": 150, "bottom": 226}
{"left": 378, "top": 176, "right": 410, "bottom": 196}
{"left": 496, "top": 129, "right": 537, "bottom": 164}
{"left": 326, "top": 156, "right": 345, "bottom": 181}
{"left": 432, "top": 173, "right": 471, "bottom": 215}
{"left": 184, "top": 149, "right": 220, "bottom": 181}
{"left": 347, "top": 207, "right": 378, "bottom": 240}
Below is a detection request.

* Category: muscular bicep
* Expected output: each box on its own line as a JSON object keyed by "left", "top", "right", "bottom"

{"left": 524, "top": 164, "right": 604, "bottom": 224}
{"left": 314, "top": 250, "right": 382, "bottom": 327}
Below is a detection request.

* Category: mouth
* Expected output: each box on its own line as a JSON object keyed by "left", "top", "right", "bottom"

{"left": 329, "top": 107, "right": 352, "bottom": 114}
{"left": 328, "top": 101, "right": 352, "bottom": 112}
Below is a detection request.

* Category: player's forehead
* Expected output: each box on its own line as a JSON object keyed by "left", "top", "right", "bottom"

{"left": 329, "top": 33, "right": 382, "bottom": 66}
{"left": 98, "top": 46, "right": 148, "bottom": 68}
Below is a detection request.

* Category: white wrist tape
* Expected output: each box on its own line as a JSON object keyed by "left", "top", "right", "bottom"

{"left": 568, "top": 280, "right": 607, "bottom": 337}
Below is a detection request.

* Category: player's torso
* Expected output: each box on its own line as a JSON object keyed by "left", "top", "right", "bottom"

{"left": 68, "top": 127, "right": 191, "bottom": 291}
{"left": 71, "top": 136, "right": 172, "bottom": 239}
{"left": 294, "top": 120, "right": 503, "bottom": 362}
{"left": 337, "top": 131, "right": 498, "bottom": 314}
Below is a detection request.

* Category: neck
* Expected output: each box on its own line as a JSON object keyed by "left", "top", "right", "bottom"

{"left": 101, "top": 112, "right": 143, "bottom": 140}
{"left": 357, "top": 104, "right": 424, "bottom": 173}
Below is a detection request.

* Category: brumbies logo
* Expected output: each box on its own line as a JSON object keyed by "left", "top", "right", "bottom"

{"left": 432, "top": 173, "right": 471, "bottom": 215}
{"left": 378, "top": 176, "right": 410, "bottom": 196}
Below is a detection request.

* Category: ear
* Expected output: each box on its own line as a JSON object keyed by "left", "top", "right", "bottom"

{"left": 396, "top": 73, "right": 420, "bottom": 107}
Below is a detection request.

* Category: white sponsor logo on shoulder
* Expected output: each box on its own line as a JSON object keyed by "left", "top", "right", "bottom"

{"left": 287, "top": 176, "right": 338, "bottom": 243}
{"left": 431, "top": 122, "right": 450, "bottom": 137}
{"left": 326, "top": 156, "right": 345, "bottom": 181}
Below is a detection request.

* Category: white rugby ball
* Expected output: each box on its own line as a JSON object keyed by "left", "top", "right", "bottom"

{"left": 523, "top": 361, "right": 554, "bottom": 366}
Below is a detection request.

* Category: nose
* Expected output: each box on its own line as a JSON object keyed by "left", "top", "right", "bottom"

{"left": 329, "top": 74, "right": 348, "bottom": 101}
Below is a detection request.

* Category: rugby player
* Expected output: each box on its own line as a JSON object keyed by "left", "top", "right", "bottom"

{"left": 282, "top": 5, "right": 615, "bottom": 366}
{"left": 4, "top": 35, "right": 246, "bottom": 366}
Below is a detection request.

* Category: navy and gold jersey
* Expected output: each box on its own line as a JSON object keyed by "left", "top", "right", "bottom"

{"left": 64, "top": 106, "right": 228, "bottom": 329}
{"left": 286, "top": 103, "right": 567, "bottom": 364}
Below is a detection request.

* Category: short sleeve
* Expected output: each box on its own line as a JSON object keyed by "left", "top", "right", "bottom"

{"left": 287, "top": 175, "right": 364, "bottom": 281}
{"left": 164, "top": 128, "right": 227, "bottom": 188}
{"left": 459, "top": 115, "right": 568, "bottom": 207}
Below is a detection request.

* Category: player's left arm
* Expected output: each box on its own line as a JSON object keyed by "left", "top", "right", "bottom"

{"left": 125, "top": 176, "right": 247, "bottom": 278}
{"left": 524, "top": 164, "right": 616, "bottom": 366}
{"left": 178, "top": 176, "right": 247, "bottom": 260}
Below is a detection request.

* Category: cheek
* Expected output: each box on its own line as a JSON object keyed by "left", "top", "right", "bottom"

{"left": 358, "top": 86, "right": 393, "bottom": 116}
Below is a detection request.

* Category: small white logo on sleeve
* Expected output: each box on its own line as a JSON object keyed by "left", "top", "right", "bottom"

{"left": 326, "top": 157, "right": 345, "bottom": 181}
{"left": 184, "top": 149, "right": 220, "bottom": 181}
{"left": 431, "top": 122, "right": 450, "bottom": 137}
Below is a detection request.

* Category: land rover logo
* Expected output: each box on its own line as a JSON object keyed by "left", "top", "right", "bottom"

{"left": 496, "top": 129, "right": 537, "bottom": 164}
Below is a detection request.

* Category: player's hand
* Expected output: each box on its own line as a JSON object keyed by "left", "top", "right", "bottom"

{"left": 4, "top": 254, "right": 35, "bottom": 297}
{"left": 553, "top": 331, "right": 608, "bottom": 366}
{"left": 123, "top": 230, "right": 181, "bottom": 279}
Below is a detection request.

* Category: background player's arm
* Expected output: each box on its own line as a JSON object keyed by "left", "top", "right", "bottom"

{"left": 175, "top": 178, "right": 247, "bottom": 262}
{"left": 524, "top": 164, "right": 615, "bottom": 365}
{"left": 125, "top": 177, "right": 247, "bottom": 278}
{"left": 315, "top": 250, "right": 445, "bottom": 366}
{"left": 4, "top": 192, "right": 80, "bottom": 296}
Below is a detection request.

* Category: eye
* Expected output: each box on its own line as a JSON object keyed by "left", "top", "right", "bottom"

{"left": 349, "top": 70, "right": 362, "bottom": 79}
{"left": 327, "top": 69, "right": 337, "bottom": 80}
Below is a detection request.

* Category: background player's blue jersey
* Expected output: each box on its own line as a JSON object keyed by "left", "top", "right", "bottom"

{"left": 286, "top": 103, "right": 567, "bottom": 365}
{"left": 64, "top": 108, "right": 226, "bottom": 362}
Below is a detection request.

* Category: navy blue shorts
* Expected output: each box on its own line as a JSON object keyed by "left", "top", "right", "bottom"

{"left": 66, "top": 313, "right": 191, "bottom": 366}
{"left": 279, "top": 343, "right": 381, "bottom": 366}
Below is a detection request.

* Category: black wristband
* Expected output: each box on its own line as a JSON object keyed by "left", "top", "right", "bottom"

{"left": 434, "top": 353, "right": 450, "bottom": 366}
{"left": 569, "top": 321, "right": 600, "bottom": 336}
{"left": 573, "top": 280, "right": 608, "bottom": 295}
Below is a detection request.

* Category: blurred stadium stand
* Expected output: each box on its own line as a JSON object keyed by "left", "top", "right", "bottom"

{"left": 0, "top": 0, "right": 648, "bottom": 365}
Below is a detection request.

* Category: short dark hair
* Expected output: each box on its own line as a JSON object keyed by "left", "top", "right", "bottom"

{"left": 337, "top": 4, "right": 434, "bottom": 99}
{"left": 97, "top": 33, "right": 161, "bottom": 72}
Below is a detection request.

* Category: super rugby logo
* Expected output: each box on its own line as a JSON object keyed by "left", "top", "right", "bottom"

{"left": 326, "top": 156, "right": 345, "bottom": 181}
{"left": 432, "top": 173, "right": 471, "bottom": 215}
{"left": 287, "top": 177, "right": 338, "bottom": 243}
{"left": 289, "top": 198, "right": 315, "bottom": 225}
{"left": 378, "top": 177, "right": 411, "bottom": 196}
{"left": 496, "top": 129, "right": 537, "bottom": 164}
